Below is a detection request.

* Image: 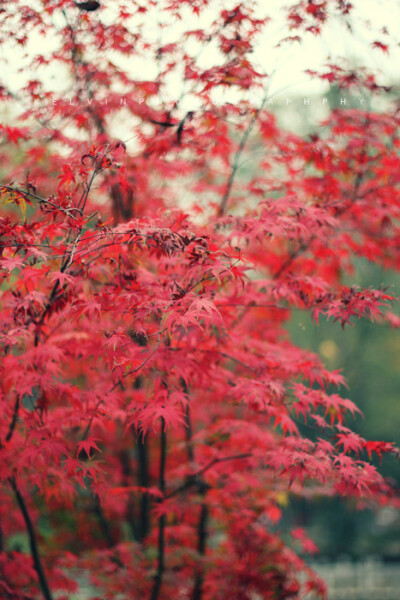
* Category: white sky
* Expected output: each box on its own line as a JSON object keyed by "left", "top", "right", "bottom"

{"left": 2, "top": 0, "right": 400, "bottom": 122}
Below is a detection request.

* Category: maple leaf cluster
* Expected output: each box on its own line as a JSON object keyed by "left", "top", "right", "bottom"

{"left": 0, "top": 1, "right": 399, "bottom": 600}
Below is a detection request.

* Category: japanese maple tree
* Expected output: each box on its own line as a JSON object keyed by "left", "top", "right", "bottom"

{"left": 0, "top": 1, "right": 399, "bottom": 599}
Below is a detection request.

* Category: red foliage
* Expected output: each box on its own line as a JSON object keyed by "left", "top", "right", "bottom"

{"left": 0, "top": 1, "right": 399, "bottom": 599}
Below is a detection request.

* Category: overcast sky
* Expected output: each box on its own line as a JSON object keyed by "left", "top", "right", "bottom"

{"left": 2, "top": 0, "right": 400, "bottom": 121}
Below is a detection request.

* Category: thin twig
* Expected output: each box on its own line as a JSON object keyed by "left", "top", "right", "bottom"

{"left": 218, "top": 89, "right": 269, "bottom": 218}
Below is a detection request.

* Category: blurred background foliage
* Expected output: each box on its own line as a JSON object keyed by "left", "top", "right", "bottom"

{"left": 271, "top": 84, "right": 400, "bottom": 561}
{"left": 287, "top": 258, "right": 400, "bottom": 560}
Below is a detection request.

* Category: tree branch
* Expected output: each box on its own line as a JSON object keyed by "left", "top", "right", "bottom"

{"left": 181, "top": 379, "right": 195, "bottom": 464}
{"left": 136, "top": 431, "right": 150, "bottom": 541}
{"left": 181, "top": 380, "right": 209, "bottom": 600}
{"left": 218, "top": 89, "right": 269, "bottom": 218}
{"left": 5, "top": 395, "right": 20, "bottom": 443}
{"left": 93, "top": 493, "right": 115, "bottom": 548}
{"left": 192, "top": 500, "right": 209, "bottom": 600}
{"left": 150, "top": 419, "right": 167, "bottom": 600}
{"left": 165, "top": 453, "right": 252, "bottom": 500}
{"left": 119, "top": 449, "right": 140, "bottom": 541}
{"left": 8, "top": 478, "right": 53, "bottom": 600}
